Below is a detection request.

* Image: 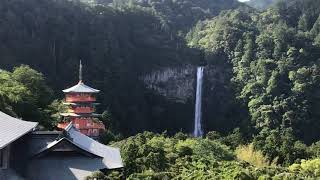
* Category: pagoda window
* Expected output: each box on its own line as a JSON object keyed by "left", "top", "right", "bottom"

{"left": 92, "top": 129, "right": 98, "bottom": 136}
{"left": 87, "top": 122, "right": 93, "bottom": 127}
{"left": 79, "top": 93, "right": 90, "bottom": 97}
{"left": 75, "top": 123, "right": 80, "bottom": 128}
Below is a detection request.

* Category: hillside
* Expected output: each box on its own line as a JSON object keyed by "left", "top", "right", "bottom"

{"left": 83, "top": 0, "right": 242, "bottom": 33}
{"left": 1, "top": 0, "right": 320, "bottom": 178}
{"left": 1, "top": 0, "right": 320, "bottom": 141}
{"left": 0, "top": 0, "right": 244, "bottom": 135}
{"left": 188, "top": 0, "right": 320, "bottom": 146}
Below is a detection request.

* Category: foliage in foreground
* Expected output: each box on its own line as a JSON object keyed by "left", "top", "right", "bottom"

{"left": 0, "top": 65, "right": 54, "bottom": 128}
{"left": 87, "top": 132, "right": 320, "bottom": 179}
{"left": 236, "top": 144, "right": 271, "bottom": 168}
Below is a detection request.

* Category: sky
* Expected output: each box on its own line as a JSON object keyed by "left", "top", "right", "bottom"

{"left": 238, "top": 0, "right": 250, "bottom": 2}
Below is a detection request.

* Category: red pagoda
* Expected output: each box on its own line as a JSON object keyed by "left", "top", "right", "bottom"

{"left": 57, "top": 61, "right": 105, "bottom": 137}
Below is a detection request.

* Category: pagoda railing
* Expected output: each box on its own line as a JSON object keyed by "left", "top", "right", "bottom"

{"left": 65, "top": 96, "right": 96, "bottom": 102}
{"left": 68, "top": 106, "right": 95, "bottom": 113}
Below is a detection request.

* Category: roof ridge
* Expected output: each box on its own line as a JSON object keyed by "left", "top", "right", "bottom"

{"left": 0, "top": 111, "right": 38, "bottom": 149}
{"left": 33, "top": 137, "right": 103, "bottom": 158}
{"left": 62, "top": 81, "right": 100, "bottom": 93}
{"left": 65, "top": 125, "right": 123, "bottom": 168}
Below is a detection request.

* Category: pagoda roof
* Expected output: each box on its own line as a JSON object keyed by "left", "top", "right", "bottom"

{"left": 60, "top": 112, "right": 101, "bottom": 117}
{"left": 63, "top": 81, "right": 100, "bottom": 93}
{"left": 64, "top": 123, "right": 123, "bottom": 169}
{"left": 0, "top": 111, "right": 38, "bottom": 149}
{"left": 63, "top": 102, "right": 100, "bottom": 106}
{"left": 58, "top": 121, "right": 105, "bottom": 130}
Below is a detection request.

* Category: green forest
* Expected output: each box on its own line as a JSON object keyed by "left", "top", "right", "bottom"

{"left": 1, "top": 0, "right": 320, "bottom": 179}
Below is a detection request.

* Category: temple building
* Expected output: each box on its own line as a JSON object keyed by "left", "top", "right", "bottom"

{"left": 0, "top": 111, "right": 123, "bottom": 180}
{"left": 58, "top": 61, "right": 105, "bottom": 137}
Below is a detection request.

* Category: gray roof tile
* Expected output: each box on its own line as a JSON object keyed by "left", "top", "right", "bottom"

{"left": 65, "top": 123, "right": 123, "bottom": 169}
{"left": 0, "top": 112, "right": 38, "bottom": 149}
{"left": 62, "top": 82, "right": 100, "bottom": 93}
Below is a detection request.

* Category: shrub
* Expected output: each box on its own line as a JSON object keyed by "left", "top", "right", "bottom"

{"left": 85, "top": 171, "right": 106, "bottom": 180}
{"left": 100, "top": 130, "right": 117, "bottom": 145}
{"left": 236, "top": 144, "right": 270, "bottom": 167}
{"left": 174, "top": 132, "right": 188, "bottom": 140}
{"left": 289, "top": 159, "right": 320, "bottom": 178}
{"left": 193, "top": 139, "right": 235, "bottom": 161}
{"left": 206, "top": 131, "right": 221, "bottom": 140}
{"left": 308, "top": 141, "right": 320, "bottom": 158}
{"left": 220, "top": 128, "right": 244, "bottom": 149}
{"left": 128, "top": 170, "right": 173, "bottom": 180}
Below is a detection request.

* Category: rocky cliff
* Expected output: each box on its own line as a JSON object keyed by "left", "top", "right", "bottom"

{"left": 142, "top": 65, "right": 196, "bottom": 103}
{"left": 142, "top": 63, "right": 240, "bottom": 134}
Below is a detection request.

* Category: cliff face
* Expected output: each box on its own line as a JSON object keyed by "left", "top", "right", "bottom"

{"left": 143, "top": 64, "right": 231, "bottom": 103}
{"left": 142, "top": 64, "right": 240, "bottom": 134}
{"left": 142, "top": 65, "right": 196, "bottom": 103}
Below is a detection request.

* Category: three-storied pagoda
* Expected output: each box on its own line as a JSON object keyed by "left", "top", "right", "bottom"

{"left": 57, "top": 61, "right": 105, "bottom": 137}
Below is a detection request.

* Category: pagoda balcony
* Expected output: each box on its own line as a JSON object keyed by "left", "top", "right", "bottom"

{"left": 65, "top": 95, "right": 96, "bottom": 102}
{"left": 68, "top": 106, "right": 95, "bottom": 114}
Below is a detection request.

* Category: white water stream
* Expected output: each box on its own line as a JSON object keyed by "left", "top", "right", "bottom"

{"left": 193, "top": 67, "right": 204, "bottom": 137}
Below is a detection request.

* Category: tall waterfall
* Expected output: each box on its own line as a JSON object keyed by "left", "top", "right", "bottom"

{"left": 193, "top": 67, "right": 204, "bottom": 137}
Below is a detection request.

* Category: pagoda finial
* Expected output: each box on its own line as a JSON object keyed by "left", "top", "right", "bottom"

{"left": 79, "top": 60, "right": 83, "bottom": 83}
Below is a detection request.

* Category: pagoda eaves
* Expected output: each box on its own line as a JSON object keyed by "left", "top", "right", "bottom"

{"left": 60, "top": 112, "right": 101, "bottom": 117}
{"left": 63, "top": 81, "right": 100, "bottom": 93}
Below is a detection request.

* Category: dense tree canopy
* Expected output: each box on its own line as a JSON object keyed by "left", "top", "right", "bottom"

{"left": 0, "top": 0, "right": 320, "bottom": 143}
{"left": 87, "top": 132, "right": 320, "bottom": 179}
{"left": 188, "top": 0, "right": 320, "bottom": 164}
{"left": 0, "top": 65, "right": 53, "bottom": 126}
{"left": 1, "top": 0, "right": 320, "bottom": 176}
{"left": 84, "top": 0, "right": 242, "bottom": 34}
{"left": 0, "top": 0, "right": 252, "bottom": 136}
{"left": 0, "top": 0, "right": 205, "bottom": 134}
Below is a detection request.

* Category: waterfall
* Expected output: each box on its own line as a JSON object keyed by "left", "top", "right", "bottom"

{"left": 193, "top": 66, "right": 204, "bottom": 137}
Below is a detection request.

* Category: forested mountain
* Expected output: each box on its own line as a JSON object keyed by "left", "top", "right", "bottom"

{"left": 188, "top": 0, "right": 320, "bottom": 149}
{"left": 0, "top": 0, "right": 245, "bottom": 135}
{"left": 83, "top": 0, "right": 242, "bottom": 33}
{"left": 1, "top": 0, "right": 320, "bottom": 141}
{"left": 0, "top": 0, "right": 197, "bottom": 133}
{"left": 1, "top": 0, "right": 320, "bottom": 178}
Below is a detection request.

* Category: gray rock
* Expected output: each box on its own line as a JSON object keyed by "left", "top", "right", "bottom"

{"left": 142, "top": 64, "right": 196, "bottom": 103}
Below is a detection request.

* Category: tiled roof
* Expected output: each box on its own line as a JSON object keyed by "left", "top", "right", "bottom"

{"left": 27, "top": 155, "right": 107, "bottom": 180}
{"left": 57, "top": 121, "right": 105, "bottom": 130}
{"left": 62, "top": 81, "right": 100, "bottom": 93}
{"left": 60, "top": 112, "right": 101, "bottom": 117}
{"left": 63, "top": 102, "right": 100, "bottom": 106}
{"left": 34, "top": 137, "right": 101, "bottom": 158}
{"left": 33, "top": 123, "right": 122, "bottom": 169}
{"left": 65, "top": 123, "right": 123, "bottom": 169}
{"left": 0, "top": 111, "right": 38, "bottom": 149}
